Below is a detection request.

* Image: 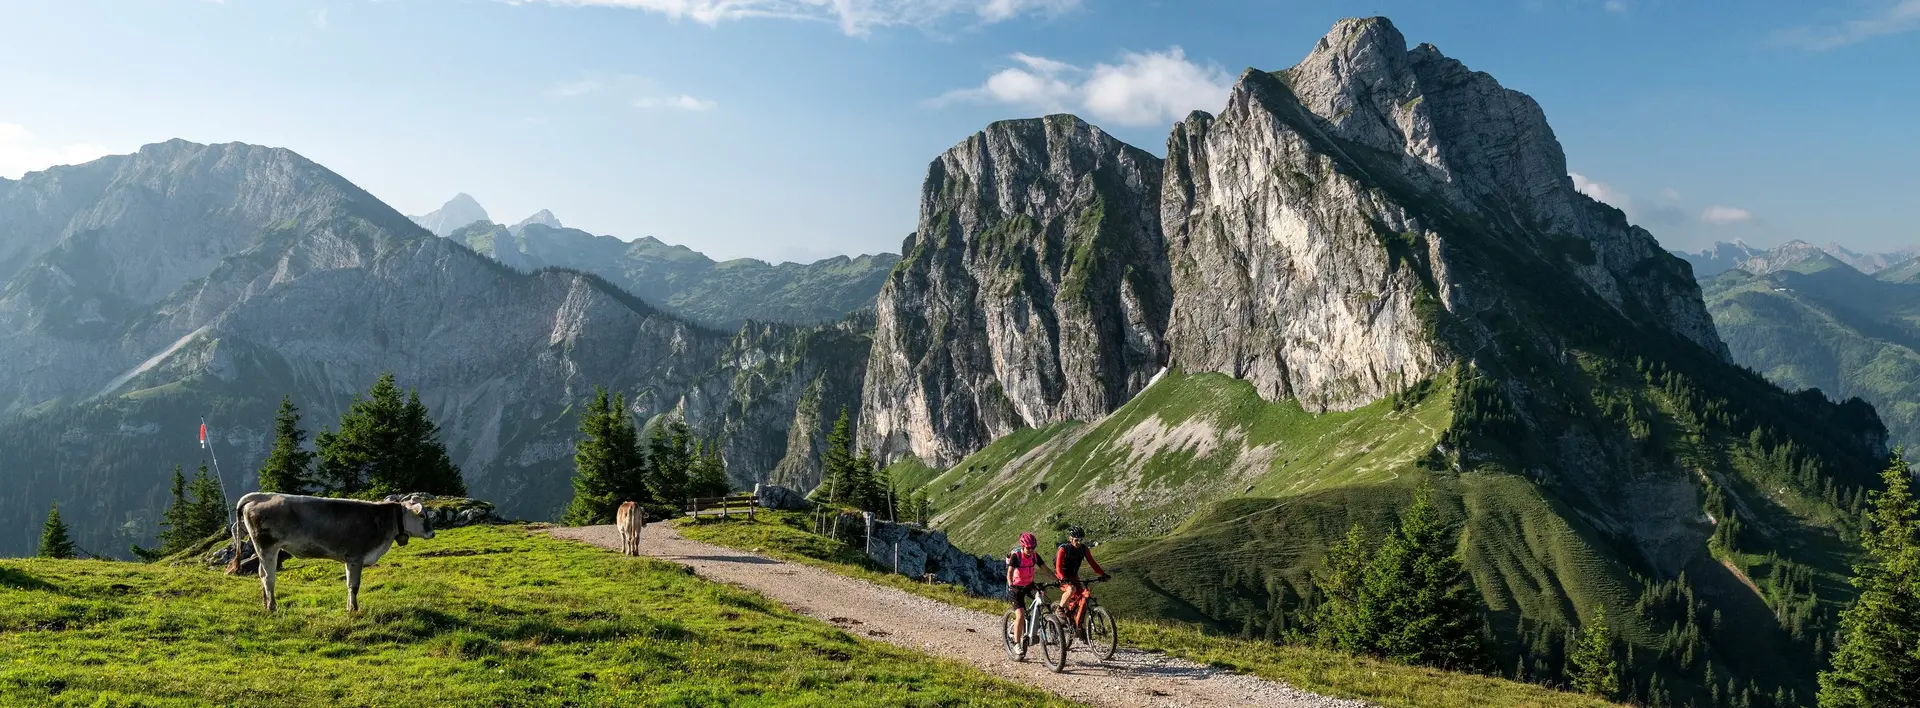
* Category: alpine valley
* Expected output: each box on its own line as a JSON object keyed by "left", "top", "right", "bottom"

{"left": 0, "top": 16, "right": 1903, "bottom": 708}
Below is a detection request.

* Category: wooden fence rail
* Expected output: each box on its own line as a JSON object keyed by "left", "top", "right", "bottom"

{"left": 684, "top": 493, "right": 757, "bottom": 521}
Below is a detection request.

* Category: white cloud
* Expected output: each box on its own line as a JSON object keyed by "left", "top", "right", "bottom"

{"left": 0, "top": 124, "right": 111, "bottom": 180}
{"left": 1570, "top": 172, "right": 1634, "bottom": 214}
{"left": 634, "top": 94, "right": 718, "bottom": 111}
{"left": 930, "top": 47, "right": 1232, "bottom": 128}
{"left": 311, "top": 7, "right": 329, "bottom": 29}
{"left": 1701, "top": 206, "right": 1754, "bottom": 225}
{"left": 551, "top": 79, "right": 607, "bottom": 97}
{"left": 1603, "top": 0, "right": 1628, "bottom": 14}
{"left": 1661, "top": 187, "right": 1681, "bottom": 201}
{"left": 511, "top": 0, "right": 1079, "bottom": 36}
{"left": 1774, "top": 0, "right": 1920, "bottom": 50}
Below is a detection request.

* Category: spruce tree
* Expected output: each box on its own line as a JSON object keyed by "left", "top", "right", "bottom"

{"left": 1570, "top": 606, "right": 1620, "bottom": 698}
{"left": 1312, "top": 523, "right": 1375, "bottom": 652}
{"left": 38, "top": 501, "right": 76, "bottom": 559}
{"left": 646, "top": 417, "right": 694, "bottom": 506}
{"left": 814, "top": 409, "right": 855, "bottom": 504}
{"left": 1819, "top": 450, "right": 1920, "bottom": 708}
{"left": 563, "top": 387, "right": 649, "bottom": 525}
{"left": 185, "top": 462, "right": 228, "bottom": 542}
{"left": 316, "top": 373, "right": 466, "bottom": 497}
{"left": 143, "top": 465, "right": 196, "bottom": 559}
{"left": 257, "top": 395, "right": 315, "bottom": 494}
{"left": 688, "top": 440, "right": 730, "bottom": 499}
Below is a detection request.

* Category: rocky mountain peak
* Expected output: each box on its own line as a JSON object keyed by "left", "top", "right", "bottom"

{"left": 1735, "top": 240, "right": 1851, "bottom": 275}
{"left": 510, "top": 209, "right": 561, "bottom": 234}
{"left": 412, "top": 193, "right": 490, "bottom": 237}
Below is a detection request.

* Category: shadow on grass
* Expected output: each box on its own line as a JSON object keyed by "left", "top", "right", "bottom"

{"left": 0, "top": 567, "right": 56, "bottom": 592}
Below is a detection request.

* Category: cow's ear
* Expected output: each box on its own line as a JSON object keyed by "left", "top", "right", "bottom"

{"left": 403, "top": 501, "right": 425, "bottom": 515}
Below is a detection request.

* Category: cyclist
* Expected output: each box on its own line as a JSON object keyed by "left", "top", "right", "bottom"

{"left": 1004, "top": 532, "right": 1050, "bottom": 657}
{"left": 1054, "top": 526, "right": 1109, "bottom": 628}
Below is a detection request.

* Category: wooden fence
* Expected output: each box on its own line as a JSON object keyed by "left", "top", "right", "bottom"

{"left": 684, "top": 493, "right": 757, "bottom": 520}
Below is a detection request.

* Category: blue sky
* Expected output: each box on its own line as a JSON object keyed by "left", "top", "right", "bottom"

{"left": 3, "top": 1, "right": 1916, "bottom": 261}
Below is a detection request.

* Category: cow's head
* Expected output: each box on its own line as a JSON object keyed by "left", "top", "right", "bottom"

{"left": 396, "top": 501, "right": 435, "bottom": 544}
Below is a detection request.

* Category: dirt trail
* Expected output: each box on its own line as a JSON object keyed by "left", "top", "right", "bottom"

{"left": 547, "top": 524, "right": 1371, "bottom": 708}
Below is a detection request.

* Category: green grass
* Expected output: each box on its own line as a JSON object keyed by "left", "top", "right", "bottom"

{"left": 0, "top": 524, "right": 1077, "bottom": 707}
{"left": 677, "top": 513, "right": 1626, "bottom": 708}
{"left": 919, "top": 370, "right": 1453, "bottom": 557}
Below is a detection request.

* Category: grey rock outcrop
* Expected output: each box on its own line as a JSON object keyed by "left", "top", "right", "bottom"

{"left": 753, "top": 483, "right": 810, "bottom": 511}
{"left": 510, "top": 209, "right": 562, "bottom": 234}
{"left": 844, "top": 512, "right": 1006, "bottom": 597}
{"left": 860, "top": 115, "right": 1170, "bottom": 467}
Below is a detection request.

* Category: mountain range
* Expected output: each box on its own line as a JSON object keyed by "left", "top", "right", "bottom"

{"left": 0, "top": 141, "right": 874, "bottom": 559}
{"left": 0, "top": 15, "right": 1906, "bottom": 707}
{"left": 1692, "top": 240, "right": 1920, "bottom": 455}
{"left": 1676, "top": 239, "right": 1920, "bottom": 279}
{"left": 864, "top": 18, "right": 1888, "bottom": 707}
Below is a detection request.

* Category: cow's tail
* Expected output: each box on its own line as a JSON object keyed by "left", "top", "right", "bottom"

{"left": 226, "top": 493, "right": 262, "bottom": 576}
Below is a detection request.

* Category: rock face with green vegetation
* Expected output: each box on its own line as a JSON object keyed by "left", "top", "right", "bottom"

{"left": 1702, "top": 241, "right": 1920, "bottom": 453}
{"left": 0, "top": 143, "right": 874, "bottom": 557}
{"left": 447, "top": 217, "right": 899, "bottom": 330}
{"left": 877, "top": 17, "right": 1892, "bottom": 706}
{"left": 860, "top": 114, "right": 1171, "bottom": 468}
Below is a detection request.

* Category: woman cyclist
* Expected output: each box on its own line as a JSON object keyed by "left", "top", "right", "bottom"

{"left": 1004, "top": 532, "right": 1050, "bottom": 658}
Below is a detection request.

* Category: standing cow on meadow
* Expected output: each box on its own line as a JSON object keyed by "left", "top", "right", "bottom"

{"left": 617, "top": 501, "right": 646, "bottom": 556}
{"left": 230, "top": 492, "right": 436, "bottom": 612}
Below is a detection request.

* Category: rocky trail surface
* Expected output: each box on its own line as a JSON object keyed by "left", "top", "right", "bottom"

{"left": 548, "top": 524, "right": 1371, "bottom": 708}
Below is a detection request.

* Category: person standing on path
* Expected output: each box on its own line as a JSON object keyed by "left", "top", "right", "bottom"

{"left": 1005, "top": 532, "right": 1050, "bottom": 658}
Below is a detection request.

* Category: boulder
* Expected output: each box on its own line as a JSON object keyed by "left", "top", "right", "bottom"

{"left": 842, "top": 512, "right": 1006, "bottom": 597}
{"left": 754, "top": 483, "right": 811, "bottom": 511}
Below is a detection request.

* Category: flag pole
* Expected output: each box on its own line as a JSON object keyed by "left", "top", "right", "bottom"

{"left": 201, "top": 417, "right": 233, "bottom": 528}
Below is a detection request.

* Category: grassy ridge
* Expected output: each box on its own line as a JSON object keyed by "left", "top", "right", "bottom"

{"left": 918, "top": 371, "right": 1454, "bottom": 556}
{"left": 0, "top": 524, "right": 1074, "bottom": 707}
{"left": 676, "top": 513, "right": 1625, "bottom": 708}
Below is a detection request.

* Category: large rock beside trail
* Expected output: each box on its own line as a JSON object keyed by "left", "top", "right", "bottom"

{"left": 842, "top": 512, "right": 1005, "bottom": 597}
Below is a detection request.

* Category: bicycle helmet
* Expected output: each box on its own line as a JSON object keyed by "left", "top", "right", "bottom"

{"left": 1019, "top": 532, "right": 1038, "bottom": 549}
{"left": 1067, "top": 526, "right": 1085, "bottom": 540}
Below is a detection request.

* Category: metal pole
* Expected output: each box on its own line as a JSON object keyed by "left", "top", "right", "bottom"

{"left": 202, "top": 416, "right": 233, "bottom": 532}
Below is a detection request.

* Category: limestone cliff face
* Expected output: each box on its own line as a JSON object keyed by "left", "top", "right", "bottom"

{"left": 860, "top": 115, "right": 1170, "bottom": 467}
{"left": 679, "top": 317, "right": 872, "bottom": 493}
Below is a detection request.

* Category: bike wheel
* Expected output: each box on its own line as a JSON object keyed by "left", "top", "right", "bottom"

{"left": 1039, "top": 616, "right": 1069, "bottom": 673}
{"left": 1001, "top": 610, "right": 1024, "bottom": 662}
{"left": 1085, "top": 605, "right": 1118, "bottom": 661}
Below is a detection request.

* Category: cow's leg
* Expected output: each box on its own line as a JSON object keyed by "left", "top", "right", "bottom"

{"left": 345, "top": 562, "right": 363, "bottom": 613}
{"left": 258, "top": 544, "right": 279, "bottom": 612}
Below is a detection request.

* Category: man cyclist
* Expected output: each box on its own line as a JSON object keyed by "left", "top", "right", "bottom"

{"left": 1005, "top": 532, "right": 1050, "bottom": 658}
{"left": 1054, "top": 526, "right": 1108, "bottom": 629}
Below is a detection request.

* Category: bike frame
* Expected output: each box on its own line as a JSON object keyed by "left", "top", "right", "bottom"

{"left": 1022, "top": 585, "right": 1052, "bottom": 641}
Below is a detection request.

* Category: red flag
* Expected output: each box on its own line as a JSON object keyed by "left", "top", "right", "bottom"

{"left": 199, "top": 422, "right": 207, "bottom": 449}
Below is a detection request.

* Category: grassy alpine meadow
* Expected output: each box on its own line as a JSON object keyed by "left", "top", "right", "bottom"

{"left": 675, "top": 513, "right": 1626, "bottom": 708}
{"left": 0, "top": 523, "right": 1077, "bottom": 707}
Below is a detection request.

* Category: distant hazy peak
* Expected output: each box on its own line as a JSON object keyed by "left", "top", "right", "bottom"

{"left": 410, "top": 193, "right": 490, "bottom": 237}
{"left": 509, "top": 209, "right": 561, "bottom": 234}
{"left": 1734, "top": 240, "right": 1854, "bottom": 276}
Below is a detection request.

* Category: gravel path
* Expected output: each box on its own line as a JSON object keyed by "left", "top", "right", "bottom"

{"left": 547, "top": 524, "right": 1372, "bottom": 708}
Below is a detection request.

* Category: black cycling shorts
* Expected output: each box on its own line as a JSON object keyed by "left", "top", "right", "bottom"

{"left": 1007, "top": 583, "right": 1041, "bottom": 608}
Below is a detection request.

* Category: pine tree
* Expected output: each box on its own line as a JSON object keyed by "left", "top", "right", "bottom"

{"left": 1312, "top": 488, "right": 1485, "bottom": 670}
{"left": 257, "top": 395, "right": 315, "bottom": 494}
{"left": 814, "top": 409, "right": 855, "bottom": 504}
{"left": 1570, "top": 606, "right": 1620, "bottom": 698}
{"left": 139, "top": 465, "right": 196, "bottom": 559}
{"left": 1818, "top": 450, "right": 1920, "bottom": 708}
{"left": 688, "top": 440, "right": 730, "bottom": 499}
{"left": 562, "top": 387, "right": 649, "bottom": 525}
{"left": 1312, "top": 523, "right": 1375, "bottom": 651}
{"left": 647, "top": 417, "right": 694, "bottom": 506}
{"left": 38, "top": 501, "right": 76, "bottom": 559}
{"left": 316, "top": 373, "right": 465, "bottom": 497}
{"left": 185, "top": 462, "right": 228, "bottom": 543}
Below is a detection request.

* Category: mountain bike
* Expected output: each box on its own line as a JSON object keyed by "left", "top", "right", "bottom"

{"left": 1002, "top": 582, "right": 1068, "bottom": 672}
{"left": 1056, "top": 576, "right": 1118, "bottom": 661}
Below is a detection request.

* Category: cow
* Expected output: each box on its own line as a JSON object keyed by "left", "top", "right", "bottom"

{"left": 231, "top": 492, "right": 435, "bottom": 612}
{"left": 617, "top": 501, "right": 646, "bottom": 556}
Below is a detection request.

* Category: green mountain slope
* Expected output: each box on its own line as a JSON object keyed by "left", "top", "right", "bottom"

{"left": 0, "top": 524, "right": 1068, "bottom": 706}
{"left": 450, "top": 221, "right": 899, "bottom": 330}
{"left": 1704, "top": 263, "right": 1920, "bottom": 453}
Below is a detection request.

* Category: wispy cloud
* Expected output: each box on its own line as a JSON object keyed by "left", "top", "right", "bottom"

{"left": 929, "top": 47, "right": 1232, "bottom": 128}
{"left": 1774, "top": 0, "right": 1920, "bottom": 49}
{"left": 509, "top": 0, "right": 1079, "bottom": 36}
{"left": 1603, "top": 0, "right": 1628, "bottom": 15}
{"left": 551, "top": 78, "right": 608, "bottom": 97}
{"left": 1570, "top": 172, "right": 1633, "bottom": 214}
{"left": 0, "top": 123, "right": 111, "bottom": 180}
{"left": 633, "top": 94, "right": 717, "bottom": 111}
{"left": 311, "top": 7, "right": 329, "bottom": 30}
{"left": 1701, "top": 206, "right": 1754, "bottom": 225}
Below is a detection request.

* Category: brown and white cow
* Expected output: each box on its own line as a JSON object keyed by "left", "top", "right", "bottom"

{"left": 232, "top": 492, "right": 435, "bottom": 612}
{"left": 616, "top": 501, "right": 646, "bottom": 556}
